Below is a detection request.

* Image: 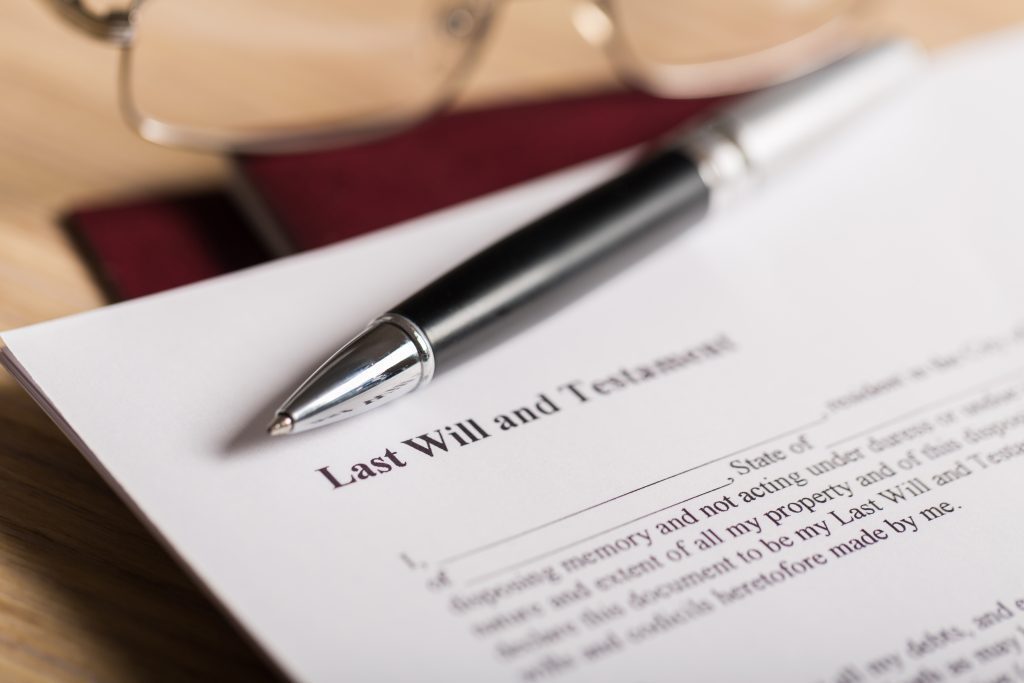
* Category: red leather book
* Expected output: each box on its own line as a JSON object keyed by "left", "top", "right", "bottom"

{"left": 233, "top": 90, "right": 718, "bottom": 254}
{"left": 66, "top": 91, "right": 716, "bottom": 300}
{"left": 64, "top": 191, "right": 270, "bottom": 300}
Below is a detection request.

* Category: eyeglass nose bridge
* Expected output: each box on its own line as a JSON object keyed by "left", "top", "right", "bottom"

{"left": 45, "top": 0, "right": 134, "bottom": 44}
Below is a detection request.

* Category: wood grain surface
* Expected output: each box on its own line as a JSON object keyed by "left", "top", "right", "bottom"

{"left": 1, "top": 1, "right": 1022, "bottom": 680}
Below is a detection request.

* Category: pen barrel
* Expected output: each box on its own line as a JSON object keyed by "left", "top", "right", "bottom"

{"left": 390, "top": 148, "right": 710, "bottom": 369}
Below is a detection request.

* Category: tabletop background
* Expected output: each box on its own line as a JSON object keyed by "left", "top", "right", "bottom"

{"left": 2, "top": 1, "right": 1023, "bottom": 680}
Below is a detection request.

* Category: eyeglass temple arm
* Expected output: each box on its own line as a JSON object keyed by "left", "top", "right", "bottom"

{"left": 44, "top": 0, "right": 134, "bottom": 45}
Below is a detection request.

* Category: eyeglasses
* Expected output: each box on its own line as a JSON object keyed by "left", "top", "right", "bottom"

{"left": 47, "top": 0, "right": 867, "bottom": 154}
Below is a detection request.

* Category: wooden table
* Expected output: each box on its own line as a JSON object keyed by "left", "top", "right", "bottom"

{"left": 1, "top": 2, "right": 1021, "bottom": 680}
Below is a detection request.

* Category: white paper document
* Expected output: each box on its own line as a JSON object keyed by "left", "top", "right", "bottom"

{"left": 5, "top": 30, "right": 1024, "bottom": 683}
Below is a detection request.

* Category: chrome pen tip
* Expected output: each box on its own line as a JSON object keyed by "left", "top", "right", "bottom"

{"left": 267, "top": 414, "right": 294, "bottom": 437}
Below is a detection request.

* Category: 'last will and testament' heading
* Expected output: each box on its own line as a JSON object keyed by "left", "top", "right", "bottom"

{"left": 315, "top": 334, "right": 737, "bottom": 492}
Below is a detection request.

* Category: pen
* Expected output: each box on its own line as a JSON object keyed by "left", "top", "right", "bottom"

{"left": 268, "top": 40, "right": 921, "bottom": 436}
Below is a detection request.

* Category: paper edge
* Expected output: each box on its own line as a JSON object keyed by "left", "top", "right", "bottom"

{"left": 0, "top": 337, "right": 296, "bottom": 682}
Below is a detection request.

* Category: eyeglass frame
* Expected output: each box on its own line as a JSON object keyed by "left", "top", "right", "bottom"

{"left": 44, "top": 0, "right": 864, "bottom": 154}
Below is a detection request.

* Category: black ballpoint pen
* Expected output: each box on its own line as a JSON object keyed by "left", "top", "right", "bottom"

{"left": 268, "top": 40, "right": 920, "bottom": 436}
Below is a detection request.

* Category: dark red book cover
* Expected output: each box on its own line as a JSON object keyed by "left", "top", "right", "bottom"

{"left": 64, "top": 191, "right": 271, "bottom": 301}
{"left": 66, "top": 91, "right": 716, "bottom": 300}
{"left": 232, "top": 90, "right": 718, "bottom": 254}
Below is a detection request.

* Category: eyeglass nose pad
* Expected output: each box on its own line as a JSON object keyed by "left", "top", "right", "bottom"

{"left": 439, "top": 1, "right": 488, "bottom": 41}
{"left": 571, "top": 0, "right": 615, "bottom": 48}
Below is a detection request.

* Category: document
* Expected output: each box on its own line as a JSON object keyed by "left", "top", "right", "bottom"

{"left": 5, "top": 30, "right": 1024, "bottom": 683}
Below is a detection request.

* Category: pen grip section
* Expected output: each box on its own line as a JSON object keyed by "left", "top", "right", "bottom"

{"left": 391, "top": 148, "right": 710, "bottom": 369}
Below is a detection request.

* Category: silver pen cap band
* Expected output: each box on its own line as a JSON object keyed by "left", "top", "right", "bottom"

{"left": 375, "top": 313, "right": 436, "bottom": 387}
{"left": 679, "top": 39, "right": 925, "bottom": 209}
